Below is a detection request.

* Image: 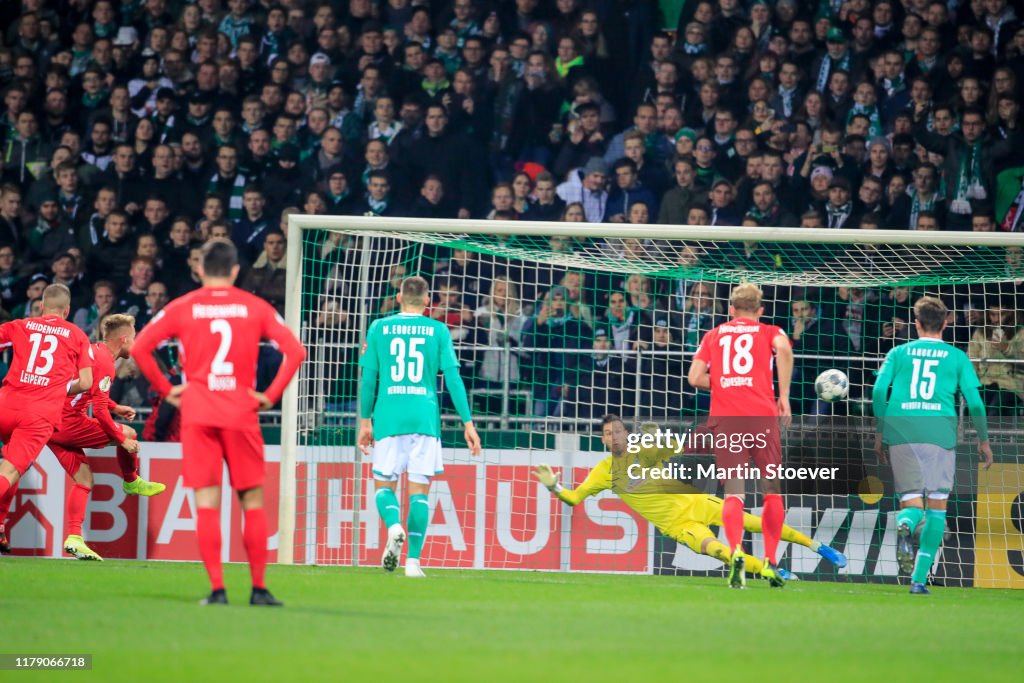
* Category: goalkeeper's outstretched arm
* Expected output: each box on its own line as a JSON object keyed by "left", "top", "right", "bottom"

{"left": 532, "top": 460, "right": 612, "bottom": 506}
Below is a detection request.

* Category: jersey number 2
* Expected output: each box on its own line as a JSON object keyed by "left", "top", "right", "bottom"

{"left": 718, "top": 334, "right": 754, "bottom": 375}
{"left": 26, "top": 333, "right": 58, "bottom": 376}
{"left": 390, "top": 337, "right": 424, "bottom": 382}
{"left": 210, "top": 319, "right": 235, "bottom": 375}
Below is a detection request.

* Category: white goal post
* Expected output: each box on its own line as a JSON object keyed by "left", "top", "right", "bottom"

{"left": 278, "top": 215, "right": 1024, "bottom": 587}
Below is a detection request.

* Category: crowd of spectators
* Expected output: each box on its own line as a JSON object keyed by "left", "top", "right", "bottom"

{"left": 2, "top": 0, "right": 1024, "bottom": 421}
{"left": 317, "top": 245, "right": 1022, "bottom": 423}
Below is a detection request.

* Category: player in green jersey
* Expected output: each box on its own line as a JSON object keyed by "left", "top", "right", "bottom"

{"left": 358, "top": 276, "right": 481, "bottom": 577}
{"left": 872, "top": 296, "right": 992, "bottom": 594}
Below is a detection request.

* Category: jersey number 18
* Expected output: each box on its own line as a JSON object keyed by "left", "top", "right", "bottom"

{"left": 718, "top": 334, "right": 754, "bottom": 375}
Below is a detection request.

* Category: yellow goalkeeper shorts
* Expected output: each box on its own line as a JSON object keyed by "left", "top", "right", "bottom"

{"left": 667, "top": 495, "right": 726, "bottom": 553}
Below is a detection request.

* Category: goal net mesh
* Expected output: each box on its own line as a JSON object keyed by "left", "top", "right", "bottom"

{"left": 287, "top": 220, "right": 1024, "bottom": 588}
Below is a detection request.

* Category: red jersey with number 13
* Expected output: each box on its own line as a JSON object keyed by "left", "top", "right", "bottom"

{"left": 694, "top": 317, "right": 787, "bottom": 417}
{"left": 132, "top": 286, "right": 305, "bottom": 429}
{"left": 0, "top": 315, "right": 92, "bottom": 427}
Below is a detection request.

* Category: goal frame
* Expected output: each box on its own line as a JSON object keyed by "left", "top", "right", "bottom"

{"left": 279, "top": 215, "right": 1024, "bottom": 565}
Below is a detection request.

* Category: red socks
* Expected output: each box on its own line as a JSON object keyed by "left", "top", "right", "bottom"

{"left": 762, "top": 494, "right": 785, "bottom": 565}
{"left": 116, "top": 446, "right": 138, "bottom": 483}
{"left": 243, "top": 508, "right": 269, "bottom": 590}
{"left": 0, "top": 480, "right": 17, "bottom": 527}
{"left": 197, "top": 506, "right": 268, "bottom": 592}
{"left": 67, "top": 484, "right": 91, "bottom": 537}
{"left": 196, "top": 507, "right": 224, "bottom": 591}
{"left": 722, "top": 495, "right": 745, "bottom": 554}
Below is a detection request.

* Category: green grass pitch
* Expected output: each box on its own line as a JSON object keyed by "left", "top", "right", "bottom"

{"left": 3, "top": 558, "right": 1022, "bottom": 683}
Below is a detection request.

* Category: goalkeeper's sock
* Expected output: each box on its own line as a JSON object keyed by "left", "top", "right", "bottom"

{"left": 742, "top": 552, "right": 764, "bottom": 574}
{"left": 761, "top": 494, "right": 784, "bottom": 565}
{"left": 705, "top": 539, "right": 732, "bottom": 564}
{"left": 705, "top": 539, "right": 764, "bottom": 574}
{"left": 67, "top": 484, "right": 91, "bottom": 537}
{"left": 722, "top": 496, "right": 745, "bottom": 554}
{"left": 406, "top": 493, "right": 429, "bottom": 561}
{"left": 782, "top": 526, "right": 815, "bottom": 549}
{"left": 196, "top": 507, "right": 225, "bottom": 591}
{"left": 375, "top": 487, "right": 401, "bottom": 528}
{"left": 243, "top": 508, "right": 269, "bottom": 590}
{"left": 116, "top": 445, "right": 138, "bottom": 482}
{"left": 897, "top": 506, "right": 924, "bottom": 532}
{"left": 912, "top": 508, "right": 946, "bottom": 585}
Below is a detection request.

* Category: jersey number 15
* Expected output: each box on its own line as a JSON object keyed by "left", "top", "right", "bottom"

{"left": 909, "top": 358, "right": 937, "bottom": 400}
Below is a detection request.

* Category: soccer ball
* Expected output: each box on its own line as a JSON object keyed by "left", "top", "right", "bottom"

{"left": 814, "top": 369, "right": 850, "bottom": 403}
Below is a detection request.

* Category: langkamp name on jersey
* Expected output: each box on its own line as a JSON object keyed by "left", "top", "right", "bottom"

{"left": 907, "top": 346, "right": 950, "bottom": 359}
{"left": 191, "top": 303, "right": 249, "bottom": 319}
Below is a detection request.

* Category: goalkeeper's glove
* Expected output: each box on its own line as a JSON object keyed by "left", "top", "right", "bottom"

{"left": 639, "top": 421, "right": 660, "bottom": 435}
{"left": 533, "top": 464, "right": 563, "bottom": 494}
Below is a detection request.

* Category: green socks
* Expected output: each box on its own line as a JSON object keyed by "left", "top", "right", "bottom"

{"left": 407, "top": 494, "right": 429, "bottom": 560}
{"left": 375, "top": 489, "right": 430, "bottom": 560}
{"left": 897, "top": 506, "right": 924, "bottom": 533}
{"left": 912, "top": 509, "right": 946, "bottom": 584}
{"left": 375, "top": 487, "right": 401, "bottom": 528}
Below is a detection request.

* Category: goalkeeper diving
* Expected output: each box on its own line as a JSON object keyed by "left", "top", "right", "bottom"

{"left": 532, "top": 415, "right": 847, "bottom": 583}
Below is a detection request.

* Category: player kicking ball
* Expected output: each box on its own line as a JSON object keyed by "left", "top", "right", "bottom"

{"left": 0, "top": 314, "right": 162, "bottom": 558}
{"left": 133, "top": 240, "right": 306, "bottom": 606}
{"left": 687, "top": 283, "right": 793, "bottom": 588}
{"left": 358, "top": 276, "right": 481, "bottom": 578}
{"left": 48, "top": 313, "right": 165, "bottom": 561}
{"left": 872, "top": 296, "right": 991, "bottom": 595}
{"left": 532, "top": 415, "right": 846, "bottom": 582}
{"left": 0, "top": 285, "right": 93, "bottom": 551}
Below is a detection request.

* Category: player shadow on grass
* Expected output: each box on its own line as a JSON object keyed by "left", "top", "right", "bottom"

{"left": 144, "top": 592, "right": 391, "bottom": 617}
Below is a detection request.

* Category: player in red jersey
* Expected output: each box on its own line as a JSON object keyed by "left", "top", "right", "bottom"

{"left": 132, "top": 240, "right": 306, "bottom": 606}
{"left": 687, "top": 283, "right": 793, "bottom": 588}
{"left": 45, "top": 313, "right": 167, "bottom": 560}
{"left": 0, "top": 285, "right": 93, "bottom": 545}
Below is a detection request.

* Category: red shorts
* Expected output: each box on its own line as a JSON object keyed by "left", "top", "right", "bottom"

{"left": 710, "top": 416, "right": 782, "bottom": 478}
{"left": 181, "top": 424, "right": 265, "bottom": 491}
{"left": 0, "top": 410, "right": 55, "bottom": 475}
{"left": 52, "top": 415, "right": 120, "bottom": 449}
{"left": 47, "top": 416, "right": 123, "bottom": 477}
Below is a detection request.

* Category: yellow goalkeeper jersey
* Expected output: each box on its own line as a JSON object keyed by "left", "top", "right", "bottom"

{"left": 556, "top": 452, "right": 719, "bottom": 541}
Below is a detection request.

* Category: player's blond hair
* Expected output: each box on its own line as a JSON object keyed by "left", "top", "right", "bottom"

{"left": 914, "top": 296, "right": 948, "bottom": 333}
{"left": 729, "top": 283, "right": 763, "bottom": 314}
{"left": 41, "top": 283, "right": 71, "bottom": 313}
{"left": 400, "top": 276, "right": 429, "bottom": 307}
{"left": 102, "top": 313, "right": 136, "bottom": 338}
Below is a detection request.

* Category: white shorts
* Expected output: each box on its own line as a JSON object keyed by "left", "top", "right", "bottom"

{"left": 372, "top": 434, "right": 443, "bottom": 485}
{"left": 889, "top": 443, "right": 956, "bottom": 496}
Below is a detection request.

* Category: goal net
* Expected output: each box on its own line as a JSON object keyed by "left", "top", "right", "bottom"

{"left": 281, "top": 217, "right": 1024, "bottom": 588}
